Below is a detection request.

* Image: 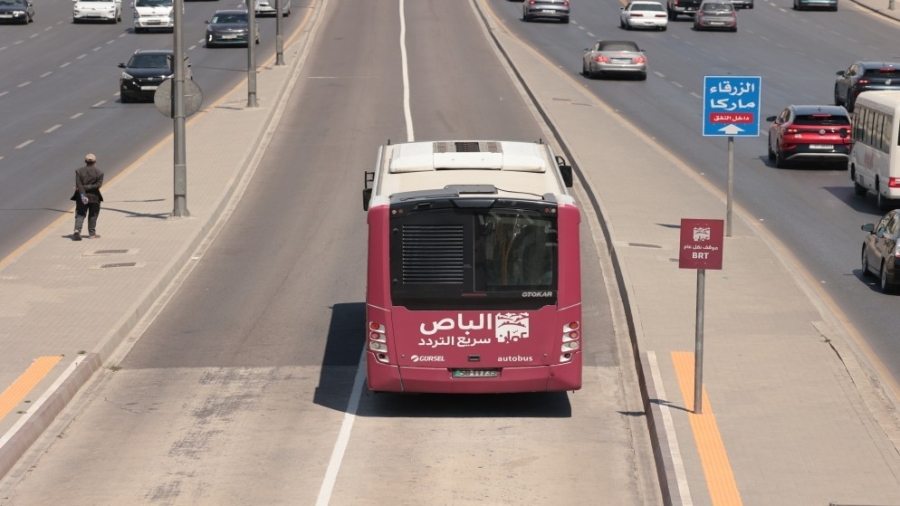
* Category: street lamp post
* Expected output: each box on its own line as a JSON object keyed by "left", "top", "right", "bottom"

{"left": 172, "top": 0, "right": 189, "bottom": 217}
{"left": 275, "top": 0, "right": 284, "bottom": 65}
{"left": 247, "top": 3, "right": 258, "bottom": 107}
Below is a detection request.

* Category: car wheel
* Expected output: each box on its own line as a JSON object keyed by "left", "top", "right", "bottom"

{"left": 667, "top": 8, "right": 675, "bottom": 19}
{"left": 775, "top": 149, "right": 788, "bottom": 169}
{"left": 561, "top": 16, "right": 569, "bottom": 23}
{"left": 831, "top": 4, "right": 837, "bottom": 10}
{"left": 620, "top": 18, "right": 625, "bottom": 28}
{"left": 877, "top": 187, "right": 890, "bottom": 211}
{"left": 861, "top": 247, "right": 872, "bottom": 277}
{"left": 853, "top": 176, "right": 867, "bottom": 196}
{"left": 767, "top": 138, "right": 776, "bottom": 161}
{"left": 638, "top": 72, "right": 647, "bottom": 81}
{"left": 582, "top": 61, "right": 589, "bottom": 76}
{"left": 660, "top": 25, "right": 667, "bottom": 31}
{"left": 846, "top": 93, "right": 854, "bottom": 112}
{"left": 881, "top": 262, "right": 894, "bottom": 293}
{"left": 121, "top": 91, "right": 130, "bottom": 103}
{"left": 834, "top": 86, "right": 842, "bottom": 106}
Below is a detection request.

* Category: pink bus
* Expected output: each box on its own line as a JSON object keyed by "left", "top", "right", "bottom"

{"left": 362, "top": 140, "right": 582, "bottom": 393}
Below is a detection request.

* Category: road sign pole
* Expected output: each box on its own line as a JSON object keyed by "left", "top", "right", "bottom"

{"left": 726, "top": 136, "right": 733, "bottom": 237}
{"left": 172, "top": 0, "right": 189, "bottom": 217}
{"left": 694, "top": 268, "right": 705, "bottom": 414}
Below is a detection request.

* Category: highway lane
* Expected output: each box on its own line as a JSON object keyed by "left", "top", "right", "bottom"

{"left": 0, "top": 0, "right": 657, "bottom": 504}
{"left": 490, "top": 0, "right": 900, "bottom": 388}
{"left": 0, "top": 0, "right": 306, "bottom": 260}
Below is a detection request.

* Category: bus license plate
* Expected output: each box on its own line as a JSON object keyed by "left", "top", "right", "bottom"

{"left": 453, "top": 369, "right": 499, "bottom": 378}
{"left": 810, "top": 144, "right": 833, "bottom": 149}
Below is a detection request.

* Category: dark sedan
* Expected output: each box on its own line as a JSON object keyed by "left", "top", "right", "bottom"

{"left": 834, "top": 61, "right": 900, "bottom": 112}
{"left": 205, "top": 9, "right": 259, "bottom": 48}
{"left": 0, "top": 0, "right": 34, "bottom": 24}
{"left": 119, "top": 49, "right": 192, "bottom": 103}
{"left": 861, "top": 210, "right": 900, "bottom": 293}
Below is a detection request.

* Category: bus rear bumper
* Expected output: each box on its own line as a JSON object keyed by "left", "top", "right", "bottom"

{"left": 366, "top": 354, "right": 581, "bottom": 393}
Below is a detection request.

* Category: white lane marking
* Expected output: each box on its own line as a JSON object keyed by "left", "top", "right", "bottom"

{"left": 0, "top": 46, "right": 6, "bottom": 51}
{"left": 71, "top": 112, "right": 83, "bottom": 119}
{"left": 587, "top": 31, "right": 596, "bottom": 37}
{"left": 106, "top": 39, "right": 115, "bottom": 44}
{"left": 690, "top": 91, "right": 702, "bottom": 99}
{"left": 647, "top": 351, "right": 694, "bottom": 506}
{"left": 60, "top": 62, "right": 71, "bottom": 68}
{"left": 45, "top": 124, "right": 62, "bottom": 133}
{"left": 189, "top": 44, "right": 197, "bottom": 50}
{"left": 76, "top": 54, "right": 87, "bottom": 60}
{"left": 315, "top": 349, "right": 367, "bottom": 506}
{"left": 672, "top": 81, "right": 683, "bottom": 88}
{"left": 654, "top": 71, "right": 665, "bottom": 78}
{"left": 40, "top": 72, "right": 52, "bottom": 78}
{"left": 0, "top": 156, "right": 4, "bottom": 161}
{"left": 760, "top": 35, "right": 770, "bottom": 41}
{"left": 18, "top": 81, "right": 31, "bottom": 88}
{"left": 44, "top": 26, "right": 51, "bottom": 31}
{"left": 29, "top": 34, "right": 38, "bottom": 39}
{"left": 118, "top": 33, "right": 126, "bottom": 37}
{"left": 15, "top": 140, "right": 34, "bottom": 149}
{"left": 14, "top": 40, "right": 23, "bottom": 45}
{"left": 0, "top": 91, "right": 7, "bottom": 98}
{"left": 316, "top": 1, "right": 411, "bottom": 504}
{"left": 92, "top": 100, "right": 106, "bottom": 107}
{"left": 92, "top": 46, "right": 102, "bottom": 52}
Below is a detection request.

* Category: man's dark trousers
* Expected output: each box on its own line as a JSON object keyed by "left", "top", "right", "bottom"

{"left": 74, "top": 200, "right": 101, "bottom": 236}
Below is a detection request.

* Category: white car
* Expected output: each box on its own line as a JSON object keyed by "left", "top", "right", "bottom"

{"left": 619, "top": 1, "right": 668, "bottom": 31}
{"left": 255, "top": 0, "right": 290, "bottom": 16}
{"left": 133, "top": 0, "right": 174, "bottom": 33}
{"left": 73, "top": 0, "right": 121, "bottom": 23}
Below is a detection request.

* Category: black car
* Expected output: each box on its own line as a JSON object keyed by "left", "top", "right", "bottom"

{"left": 118, "top": 49, "right": 192, "bottom": 103}
{"left": 0, "top": 0, "right": 34, "bottom": 24}
{"left": 861, "top": 210, "right": 900, "bottom": 293}
{"left": 834, "top": 61, "right": 900, "bottom": 112}
{"left": 205, "top": 9, "right": 259, "bottom": 48}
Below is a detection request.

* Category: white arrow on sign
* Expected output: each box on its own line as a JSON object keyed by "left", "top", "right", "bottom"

{"left": 718, "top": 124, "right": 745, "bottom": 135}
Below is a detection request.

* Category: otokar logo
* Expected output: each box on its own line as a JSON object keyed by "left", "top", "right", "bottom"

{"left": 411, "top": 355, "right": 444, "bottom": 363}
{"left": 497, "top": 356, "right": 533, "bottom": 362}
{"left": 522, "top": 291, "right": 552, "bottom": 297}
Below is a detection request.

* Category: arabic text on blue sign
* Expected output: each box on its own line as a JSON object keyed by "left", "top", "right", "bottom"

{"left": 702, "top": 76, "right": 761, "bottom": 137}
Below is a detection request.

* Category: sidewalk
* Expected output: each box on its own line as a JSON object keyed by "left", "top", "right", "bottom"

{"left": 1, "top": 1, "right": 900, "bottom": 505}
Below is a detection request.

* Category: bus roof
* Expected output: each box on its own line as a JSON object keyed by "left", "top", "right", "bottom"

{"left": 371, "top": 140, "right": 573, "bottom": 205}
{"left": 855, "top": 91, "right": 900, "bottom": 112}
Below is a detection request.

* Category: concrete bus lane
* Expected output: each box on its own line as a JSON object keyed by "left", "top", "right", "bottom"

{"left": 0, "top": 0, "right": 658, "bottom": 505}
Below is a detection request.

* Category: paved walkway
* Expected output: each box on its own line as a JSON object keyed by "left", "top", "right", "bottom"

{"left": 1, "top": 0, "right": 900, "bottom": 505}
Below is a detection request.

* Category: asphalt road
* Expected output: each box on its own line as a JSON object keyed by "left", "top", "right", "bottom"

{"left": 490, "top": 0, "right": 900, "bottom": 386}
{"left": 0, "top": 0, "right": 657, "bottom": 504}
{"left": 0, "top": 0, "right": 305, "bottom": 259}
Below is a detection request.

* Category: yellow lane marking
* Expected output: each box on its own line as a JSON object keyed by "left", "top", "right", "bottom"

{"left": 0, "top": 0, "right": 319, "bottom": 273}
{"left": 672, "top": 351, "right": 743, "bottom": 506}
{"left": 0, "top": 356, "right": 62, "bottom": 421}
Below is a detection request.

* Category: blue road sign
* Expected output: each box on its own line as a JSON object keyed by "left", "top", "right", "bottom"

{"left": 702, "top": 76, "right": 761, "bottom": 137}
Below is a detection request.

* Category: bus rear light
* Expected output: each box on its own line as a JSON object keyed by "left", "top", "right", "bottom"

{"left": 563, "top": 331, "right": 580, "bottom": 341}
{"left": 562, "top": 341, "right": 580, "bottom": 352}
{"left": 369, "top": 342, "right": 388, "bottom": 352}
{"left": 560, "top": 353, "right": 573, "bottom": 362}
{"left": 565, "top": 321, "right": 579, "bottom": 331}
{"left": 369, "top": 322, "right": 384, "bottom": 332}
{"left": 369, "top": 331, "right": 386, "bottom": 342}
{"left": 376, "top": 353, "right": 389, "bottom": 363}
{"left": 889, "top": 177, "right": 900, "bottom": 188}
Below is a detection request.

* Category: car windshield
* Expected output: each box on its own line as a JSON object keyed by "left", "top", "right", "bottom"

{"left": 135, "top": 0, "right": 170, "bottom": 6}
{"left": 129, "top": 54, "right": 170, "bottom": 68}
{"left": 631, "top": 3, "right": 665, "bottom": 10}
{"left": 0, "top": 0, "right": 27, "bottom": 6}
{"left": 702, "top": 3, "right": 734, "bottom": 11}
{"left": 212, "top": 13, "right": 247, "bottom": 23}
{"left": 794, "top": 114, "right": 849, "bottom": 126}
{"left": 599, "top": 42, "right": 639, "bottom": 52}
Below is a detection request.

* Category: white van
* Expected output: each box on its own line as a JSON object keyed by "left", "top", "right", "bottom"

{"left": 133, "top": 0, "right": 173, "bottom": 33}
{"left": 849, "top": 91, "right": 900, "bottom": 210}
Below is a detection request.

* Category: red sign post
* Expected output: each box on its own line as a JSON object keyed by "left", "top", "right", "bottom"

{"left": 678, "top": 219, "right": 724, "bottom": 414}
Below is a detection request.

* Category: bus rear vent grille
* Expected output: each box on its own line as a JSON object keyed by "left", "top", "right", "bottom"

{"left": 433, "top": 141, "right": 502, "bottom": 154}
{"left": 402, "top": 225, "right": 464, "bottom": 284}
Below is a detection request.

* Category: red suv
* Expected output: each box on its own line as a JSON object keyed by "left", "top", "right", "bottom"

{"left": 766, "top": 105, "right": 851, "bottom": 168}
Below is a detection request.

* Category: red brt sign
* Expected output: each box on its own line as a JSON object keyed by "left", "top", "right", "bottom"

{"left": 679, "top": 219, "right": 724, "bottom": 270}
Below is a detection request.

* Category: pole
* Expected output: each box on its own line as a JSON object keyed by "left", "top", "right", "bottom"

{"left": 172, "top": 0, "right": 189, "bottom": 217}
{"left": 693, "top": 268, "right": 705, "bottom": 414}
{"left": 247, "top": 2, "right": 258, "bottom": 107}
{"left": 726, "top": 136, "right": 733, "bottom": 237}
{"left": 275, "top": 0, "right": 284, "bottom": 66}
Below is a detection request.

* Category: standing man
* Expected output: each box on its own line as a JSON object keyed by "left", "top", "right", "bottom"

{"left": 71, "top": 153, "right": 104, "bottom": 241}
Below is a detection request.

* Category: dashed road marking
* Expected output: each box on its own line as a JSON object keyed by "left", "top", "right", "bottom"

{"left": 690, "top": 91, "right": 702, "bottom": 99}
{"left": 0, "top": 91, "right": 7, "bottom": 98}
{"left": 17, "top": 81, "right": 30, "bottom": 88}
{"left": 71, "top": 112, "right": 83, "bottom": 119}
{"left": 672, "top": 81, "right": 684, "bottom": 88}
{"left": 92, "top": 100, "right": 106, "bottom": 107}
{"left": 60, "top": 62, "right": 71, "bottom": 68}
{"left": 45, "top": 124, "right": 61, "bottom": 133}
{"left": 40, "top": 72, "right": 52, "bottom": 78}
{"left": 15, "top": 140, "right": 33, "bottom": 149}
{"left": 76, "top": 54, "right": 87, "bottom": 59}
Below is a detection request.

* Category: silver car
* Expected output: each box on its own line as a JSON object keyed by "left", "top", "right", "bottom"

{"left": 582, "top": 40, "right": 647, "bottom": 80}
{"left": 522, "top": 0, "right": 570, "bottom": 23}
{"left": 255, "top": 0, "right": 290, "bottom": 16}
